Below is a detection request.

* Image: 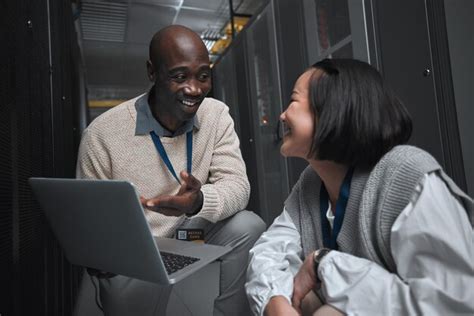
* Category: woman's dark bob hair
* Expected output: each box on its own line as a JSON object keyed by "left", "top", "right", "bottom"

{"left": 308, "top": 58, "right": 412, "bottom": 168}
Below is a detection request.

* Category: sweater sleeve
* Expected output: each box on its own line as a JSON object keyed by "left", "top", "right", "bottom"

{"left": 317, "top": 173, "right": 474, "bottom": 315}
{"left": 197, "top": 106, "right": 250, "bottom": 223}
{"left": 76, "top": 127, "right": 112, "bottom": 180}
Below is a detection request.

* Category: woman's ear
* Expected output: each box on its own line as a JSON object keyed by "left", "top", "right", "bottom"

{"left": 146, "top": 60, "right": 155, "bottom": 82}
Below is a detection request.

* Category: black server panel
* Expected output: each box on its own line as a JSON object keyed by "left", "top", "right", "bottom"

{"left": 1, "top": 0, "right": 83, "bottom": 315}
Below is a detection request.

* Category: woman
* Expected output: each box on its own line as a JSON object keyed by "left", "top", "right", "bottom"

{"left": 245, "top": 59, "right": 473, "bottom": 316}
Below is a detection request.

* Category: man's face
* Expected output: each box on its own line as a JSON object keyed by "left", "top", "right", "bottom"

{"left": 151, "top": 42, "right": 211, "bottom": 124}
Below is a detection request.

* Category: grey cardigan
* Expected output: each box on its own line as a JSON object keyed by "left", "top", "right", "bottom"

{"left": 285, "top": 145, "right": 473, "bottom": 272}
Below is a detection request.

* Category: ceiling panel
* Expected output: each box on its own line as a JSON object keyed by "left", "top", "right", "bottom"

{"left": 175, "top": 7, "right": 227, "bottom": 34}
{"left": 234, "top": 0, "right": 265, "bottom": 15}
{"left": 132, "top": 0, "right": 182, "bottom": 6}
{"left": 81, "top": 0, "right": 129, "bottom": 42}
{"left": 126, "top": 3, "right": 176, "bottom": 44}
{"left": 183, "top": 0, "right": 227, "bottom": 12}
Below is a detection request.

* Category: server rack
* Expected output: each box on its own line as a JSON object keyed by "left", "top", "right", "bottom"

{"left": 243, "top": 1, "right": 290, "bottom": 224}
{"left": 1, "top": 0, "right": 84, "bottom": 315}
{"left": 212, "top": 35, "right": 262, "bottom": 214}
{"left": 214, "top": 1, "right": 291, "bottom": 224}
{"left": 365, "top": 0, "right": 468, "bottom": 191}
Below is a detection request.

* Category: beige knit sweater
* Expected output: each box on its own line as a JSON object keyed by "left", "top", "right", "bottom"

{"left": 76, "top": 96, "right": 250, "bottom": 237}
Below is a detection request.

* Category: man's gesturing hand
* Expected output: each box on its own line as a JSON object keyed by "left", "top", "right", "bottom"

{"left": 141, "top": 170, "right": 203, "bottom": 217}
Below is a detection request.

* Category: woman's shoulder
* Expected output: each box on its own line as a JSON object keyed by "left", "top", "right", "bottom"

{"left": 366, "top": 145, "right": 443, "bottom": 205}
{"left": 375, "top": 145, "right": 441, "bottom": 177}
{"left": 361, "top": 145, "right": 444, "bottom": 270}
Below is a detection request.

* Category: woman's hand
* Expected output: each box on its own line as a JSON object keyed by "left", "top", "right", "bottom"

{"left": 265, "top": 296, "right": 299, "bottom": 316}
{"left": 292, "top": 251, "right": 318, "bottom": 314}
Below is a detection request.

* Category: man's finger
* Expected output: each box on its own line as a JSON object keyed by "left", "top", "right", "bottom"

{"left": 176, "top": 181, "right": 188, "bottom": 195}
{"left": 180, "top": 170, "right": 201, "bottom": 190}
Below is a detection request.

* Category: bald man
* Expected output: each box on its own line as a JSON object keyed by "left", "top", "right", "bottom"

{"left": 77, "top": 25, "right": 266, "bottom": 315}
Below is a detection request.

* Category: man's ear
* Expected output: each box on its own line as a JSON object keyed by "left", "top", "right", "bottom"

{"left": 146, "top": 60, "right": 155, "bottom": 82}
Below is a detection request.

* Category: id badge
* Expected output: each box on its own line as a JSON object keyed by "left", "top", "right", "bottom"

{"left": 176, "top": 228, "right": 204, "bottom": 243}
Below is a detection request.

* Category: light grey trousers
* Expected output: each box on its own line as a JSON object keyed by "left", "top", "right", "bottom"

{"left": 97, "top": 210, "right": 266, "bottom": 316}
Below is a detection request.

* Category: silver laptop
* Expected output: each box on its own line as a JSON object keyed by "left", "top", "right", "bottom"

{"left": 29, "top": 177, "right": 231, "bottom": 285}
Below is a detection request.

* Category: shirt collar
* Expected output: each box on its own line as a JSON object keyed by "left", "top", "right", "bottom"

{"left": 134, "top": 92, "right": 200, "bottom": 137}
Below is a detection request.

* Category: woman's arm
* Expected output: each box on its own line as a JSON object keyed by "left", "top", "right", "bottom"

{"left": 246, "top": 209, "right": 303, "bottom": 316}
{"left": 317, "top": 172, "right": 474, "bottom": 315}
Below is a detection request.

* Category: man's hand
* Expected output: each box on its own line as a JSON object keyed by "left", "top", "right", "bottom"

{"left": 264, "top": 296, "right": 299, "bottom": 316}
{"left": 292, "top": 251, "right": 318, "bottom": 314}
{"left": 140, "top": 170, "right": 203, "bottom": 217}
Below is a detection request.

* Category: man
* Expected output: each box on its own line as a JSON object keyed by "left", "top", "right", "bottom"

{"left": 77, "top": 25, "right": 266, "bottom": 315}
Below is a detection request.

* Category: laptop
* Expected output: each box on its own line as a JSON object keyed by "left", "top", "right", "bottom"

{"left": 29, "top": 177, "right": 232, "bottom": 285}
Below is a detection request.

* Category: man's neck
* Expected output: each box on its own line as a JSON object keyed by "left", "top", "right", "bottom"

{"left": 309, "top": 159, "right": 348, "bottom": 207}
{"left": 148, "top": 94, "right": 182, "bottom": 133}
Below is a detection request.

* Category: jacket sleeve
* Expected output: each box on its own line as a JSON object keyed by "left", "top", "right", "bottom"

{"left": 197, "top": 106, "right": 250, "bottom": 222}
{"left": 245, "top": 209, "right": 303, "bottom": 316}
{"left": 318, "top": 173, "right": 474, "bottom": 315}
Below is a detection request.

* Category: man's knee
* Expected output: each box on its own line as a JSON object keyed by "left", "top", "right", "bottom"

{"left": 224, "top": 210, "right": 266, "bottom": 244}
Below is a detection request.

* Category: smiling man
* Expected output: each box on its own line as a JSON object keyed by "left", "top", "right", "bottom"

{"left": 77, "top": 25, "right": 265, "bottom": 315}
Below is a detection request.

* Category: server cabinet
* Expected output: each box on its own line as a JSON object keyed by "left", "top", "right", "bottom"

{"left": 212, "top": 49, "right": 241, "bottom": 136}
{"left": 233, "top": 36, "right": 262, "bottom": 215}
{"left": 213, "top": 36, "right": 261, "bottom": 214}
{"left": 367, "top": 0, "right": 467, "bottom": 190}
{"left": 444, "top": 0, "right": 474, "bottom": 195}
{"left": 1, "top": 1, "right": 83, "bottom": 315}
{"left": 303, "top": 0, "right": 370, "bottom": 64}
{"left": 244, "top": 1, "right": 290, "bottom": 224}
{"left": 273, "top": 0, "right": 311, "bottom": 190}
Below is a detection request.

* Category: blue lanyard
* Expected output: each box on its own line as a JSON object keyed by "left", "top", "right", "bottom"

{"left": 319, "top": 168, "right": 353, "bottom": 250}
{"left": 150, "top": 130, "right": 193, "bottom": 185}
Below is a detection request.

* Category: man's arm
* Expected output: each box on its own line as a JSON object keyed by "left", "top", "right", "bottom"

{"left": 76, "top": 128, "right": 111, "bottom": 180}
{"left": 197, "top": 106, "right": 250, "bottom": 222}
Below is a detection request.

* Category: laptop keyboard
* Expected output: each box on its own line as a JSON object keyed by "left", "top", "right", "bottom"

{"left": 160, "top": 251, "right": 200, "bottom": 275}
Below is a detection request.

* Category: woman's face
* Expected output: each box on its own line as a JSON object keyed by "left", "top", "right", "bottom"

{"left": 280, "top": 69, "right": 320, "bottom": 159}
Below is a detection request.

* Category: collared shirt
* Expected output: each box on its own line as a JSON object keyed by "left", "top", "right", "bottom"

{"left": 134, "top": 93, "right": 200, "bottom": 137}
{"left": 245, "top": 172, "right": 474, "bottom": 316}
{"left": 326, "top": 203, "right": 334, "bottom": 229}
